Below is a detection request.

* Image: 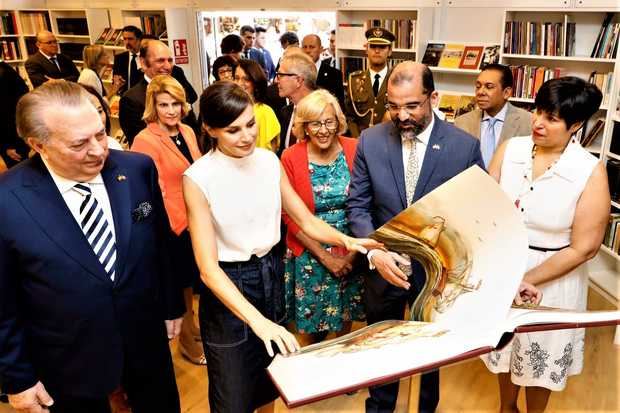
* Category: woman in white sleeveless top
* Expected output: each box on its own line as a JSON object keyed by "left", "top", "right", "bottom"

{"left": 182, "top": 82, "right": 380, "bottom": 413}
{"left": 483, "top": 77, "right": 610, "bottom": 411}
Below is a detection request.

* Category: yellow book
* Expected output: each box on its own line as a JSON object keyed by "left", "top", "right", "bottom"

{"left": 438, "top": 44, "right": 465, "bottom": 68}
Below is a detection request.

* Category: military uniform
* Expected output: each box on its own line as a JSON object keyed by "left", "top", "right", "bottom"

{"left": 344, "top": 27, "right": 395, "bottom": 137}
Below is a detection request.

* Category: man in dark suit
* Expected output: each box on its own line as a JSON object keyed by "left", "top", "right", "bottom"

{"left": 25, "top": 31, "right": 79, "bottom": 88}
{"left": 240, "top": 25, "right": 267, "bottom": 71}
{"left": 0, "top": 62, "right": 29, "bottom": 168}
{"left": 0, "top": 81, "right": 184, "bottom": 413}
{"left": 119, "top": 40, "right": 198, "bottom": 147}
{"left": 112, "top": 25, "right": 144, "bottom": 95}
{"left": 347, "top": 62, "right": 483, "bottom": 413}
{"left": 255, "top": 26, "right": 276, "bottom": 81}
{"left": 301, "top": 34, "right": 345, "bottom": 110}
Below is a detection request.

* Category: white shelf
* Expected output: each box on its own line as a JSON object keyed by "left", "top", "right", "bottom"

{"left": 0, "top": 34, "right": 19, "bottom": 37}
{"left": 393, "top": 48, "right": 415, "bottom": 53}
{"left": 509, "top": 97, "right": 534, "bottom": 103}
{"left": 502, "top": 54, "right": 616, "bottom": 63}
{"left": 612, "top": 200, "right": 620, "bottom": 210}
{"left": 607, "top": 152, "right": 620, "bottom": 161}
{"left": 586, "top": 146, "right": 601, "bottom": 154}
{"left": 103, "top": 45, "right": 125, "bottom": 50}
{"left": 589, "top": 268, "right": 620, "bottom": 303}
{"left": 5, "top": 59, "right": 25, "bottom": 63}
{"left": 600, "top": 245, "right": 620, "bottom": 261}
{"left": 429, "top": 66, "right": 480, "bottom": 75}
{"left": 56, "top": 34, "right": 90, "bottom": 39}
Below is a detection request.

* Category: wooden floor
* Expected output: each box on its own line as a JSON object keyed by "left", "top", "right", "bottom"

{"left": 1, "top": 288, "right": 618, "bottom": 412}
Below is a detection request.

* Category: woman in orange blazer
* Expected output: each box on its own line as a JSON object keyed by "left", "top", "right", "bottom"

{"left": 281, "top": 89, "right": 365, "bottom": 347}
{"left": 131, "top": 75, "right": 205, "bottom": 364}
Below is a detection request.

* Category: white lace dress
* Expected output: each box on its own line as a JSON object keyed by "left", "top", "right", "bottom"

{"left": 483, "top": 136, "right": 598, "bottom": 391}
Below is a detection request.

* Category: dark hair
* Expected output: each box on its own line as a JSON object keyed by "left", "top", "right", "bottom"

{"left": 79, "top": 83, "right": 111, "bottom": 134}
{"left": 122, "top": 25, "right": 143, "bottom": 39}
{"left": 235, "top": 59, "right": 268, "bottom": 104}
{"left": 212, "top": 55, "right": 238, "bottom": 80}
{"left": 481, "top": 63, "right": 513, "bottom": 89}
{"left": 221, "top": 34, "right": 244, "bottom": 55}
{"left": 279, "top": 32, "right": 299, "bottom": 47}
{"left": 255, "top": 26, "right": 267, "bottom": 34}
{"left": 240, "top": 25, "right": 255, "bottom": 35}
{"left": 199, "top": 82, "right": 253, "bottom": 151}
{"left": 535, "top": 76, "right": 603, "bottom": 129}
{"left": 140, "top": 34, "right": 158, "bottom": 40}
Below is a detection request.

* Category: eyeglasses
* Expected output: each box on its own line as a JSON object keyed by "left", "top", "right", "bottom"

{"left": 385, "top": 95, "right": 430, "bottom": 115}
{"left": 275, "top": 72, "right": 299, "bottom": 79}
{"left": 306, "top": 119, "right": 338, "bottom": 134}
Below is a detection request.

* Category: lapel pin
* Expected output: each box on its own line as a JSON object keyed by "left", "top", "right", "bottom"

{"left": 432, "top": 144, "right": 441, "bottom": 150}
{"left": 117, "top": 175, "right": 127, "bottom": 182}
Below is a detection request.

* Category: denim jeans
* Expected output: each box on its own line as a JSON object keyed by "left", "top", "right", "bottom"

{"left": 199, "top": 249, "right": 286, "bottom": 413}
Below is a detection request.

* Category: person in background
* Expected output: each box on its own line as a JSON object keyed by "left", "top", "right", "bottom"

{"left": 344, "top": 27, "right": 394, "bottom": 137}
{"left": 281, "top": 89, "right": 364, "bottom": 346}
{"left": 454, "top": 63, "right": 532, "bottom": 168}
{"left": 211, "top": 55, "right": 237, "bottom": 81}
{"left": 301, "top": 34, "right": 344, "bottom": 110}
{"left": 0, "top": 61, "right": 29, "bottom": 168}
{"left": 25, "top": 30, "right": 79, "bottom": 88}
{"left": 483, "top": 76, "right": 609, "bottom": 413}
{"left": 183, "top": 81, "right": 379, "bottom": 413}
{"left": 79, "top": 45, "right": 121, "bottom": 100}
{"left": 325, "top": 29, "right": 338, "bottom": 69}
{"left": 112, "top": 25, "right": 143, "bottom": 95}
{"left": 220, "top": 34, "right": 245, "bottom": 61}
{"left": 255, "top": 26, "right": 276, "bottom": 81}
{"left": 279, "top": 32, "right": 299, "bottom": 50}
{"left": 80, "top": 83, "right": 123, "bottom": 150}
{"left": 234, "top": 59, "right": 281, "bottom": 152}
{"left": 239, "top": 25, "right": 267, "bottom": 71}
{"left": 131, "top": 75, "right": 205, "bottom": 365}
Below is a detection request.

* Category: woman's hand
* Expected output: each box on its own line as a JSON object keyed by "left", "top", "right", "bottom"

{"left": 514, "top": 281, "right": 543, "bottom": 306}
{"left": 320, "top": 253, "right": 353, "bottom": 278}
{"left": 251, "top": 317, "right": 300, "bottom": 357}
{"left": 343, "top": 236, "right": 383, "bottom": 255}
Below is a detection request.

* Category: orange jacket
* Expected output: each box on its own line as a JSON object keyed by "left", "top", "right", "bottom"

{"left": 131, "top": 122, "right": 202, "bottom": 235}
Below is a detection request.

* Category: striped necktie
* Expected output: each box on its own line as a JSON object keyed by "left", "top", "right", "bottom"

{"left": 74, "top": 183, "right": 117, "bottom": 281}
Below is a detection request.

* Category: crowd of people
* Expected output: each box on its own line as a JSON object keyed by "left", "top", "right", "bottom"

{"left": 0, "top": 21, "right": 610, "bottom": 413}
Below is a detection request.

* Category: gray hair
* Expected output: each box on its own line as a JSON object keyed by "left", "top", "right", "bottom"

{"left": 280, "top": 51, "right": 317, "bottom": 90}
{"left": 16, "top": 81, "right": 91, "bottom": 143}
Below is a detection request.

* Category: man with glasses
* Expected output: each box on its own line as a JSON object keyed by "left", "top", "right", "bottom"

{"left": 275, "top": 51, "right": 317, "bottom": 156}
{"left": 344, "top": 27, "right": 394, "bottom": 137}
{"left": 347, "top": 61, "right": 483, "bottom": 413}
{"left": 25, "top": 30, "right": 79, "bottom": 88}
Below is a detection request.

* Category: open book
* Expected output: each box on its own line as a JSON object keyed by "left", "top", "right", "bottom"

{"left": 267, "top": 166, "right": 620, "bottom": 408}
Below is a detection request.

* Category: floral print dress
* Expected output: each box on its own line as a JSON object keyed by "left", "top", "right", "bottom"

{"left": 284, "top": 152, "right": 365, "bottom": 334}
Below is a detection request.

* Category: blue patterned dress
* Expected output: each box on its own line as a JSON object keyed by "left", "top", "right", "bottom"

{"left": 284, "top": 152, "right": 365, "bottom": 334}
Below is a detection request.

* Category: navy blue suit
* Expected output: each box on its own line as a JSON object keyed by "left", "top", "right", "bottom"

{"left": 347, "top": 117, "right": 483, "bottom": 413}
{"left": 0, "top": 151, "right": 183, "bottom": 412}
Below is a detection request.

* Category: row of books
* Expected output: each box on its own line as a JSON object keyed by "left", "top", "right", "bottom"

{"left": 591, "top": 13, "right": 619, "bottom": 59}
{"left": 20, "top": 11, "right": 50, "bottom": 34}
{"left": 0, "top": 39, "right": 20, "bottom": 60}
{"left": 509, "top": 65, "right": 563, "bottom": 99}
{"left": 0, "top": 11, "right": 18, "bottom": 35}
{"left": 339, "top": 57, "right": 406, "bottom": 80}
{"left": 578, "top": 118, "right": 605, "bottom": 149}
{"left": 603, "top": 213, "right": 620, "bottom": 254}
{"left": 142, "top": 15, "right": 166, "bottom": 37}
{"left": 364, "top": 19, "right": 416, "bottom": 49}
{"left": 95, "top": 28, "right": 125, "bottom": 46}
{"left": 421, "top": 43, "right": 500, "bottom": 70}
{"left": 503, "top": 21, "right": 575, "bottom": 57}
{"left": 589, "top": 71, "right": 614, "bottom": 106}
{"left": 607, "top": 159, "right": 620, "bottom": 203}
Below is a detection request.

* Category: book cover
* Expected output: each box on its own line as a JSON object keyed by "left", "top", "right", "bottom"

{"left": 480, "top": 45, "right": 500, "bottom": 69}
{"left": 267, "top": 166, "right": 620, "bottom": 408}
{"left": 105, "top": 29, "right": 122, "bottom": 46}
{"left": 95, "top": 27, "right": 112, "bottom": 45}
{"left": 421, "top": 43, "right": 445, "bottom": 67}
{"left": 437, "top": 44, "right": 464, "bottom": 68}
{"left": 455, "top": 95, "right": 476, "bottom": 118}
{"left": 437, "top": 94, "right": 460, "bottom": 123}
{"left": 459, "top": 46, "right": 483, "bottom": 70}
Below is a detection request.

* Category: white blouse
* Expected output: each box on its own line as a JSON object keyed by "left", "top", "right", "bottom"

{"left": 184, "top": 147, "right": 281, "bottom": 262}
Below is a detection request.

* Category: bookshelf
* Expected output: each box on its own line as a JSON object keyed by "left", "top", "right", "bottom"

{"left": 119, "top": 10, "right": 167, "bottom": 40}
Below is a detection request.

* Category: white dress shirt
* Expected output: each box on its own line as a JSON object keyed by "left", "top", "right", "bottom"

{"left": 368, "top": 65, "right": 388, "bottom": 95}
{"left": 480, "top": 102, "right": 508, "bottom": 147}
{"left": 43, "top": 159, "right": 116, "bottom": 240}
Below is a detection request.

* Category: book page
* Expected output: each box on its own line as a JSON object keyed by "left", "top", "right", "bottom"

{"left": 504, "top": 306, "right": 620, "bottom": 332}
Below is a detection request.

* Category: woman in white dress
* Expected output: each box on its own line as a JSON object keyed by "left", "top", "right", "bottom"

{"left": 484, "top": 76, "right": 610, "bottom": 411}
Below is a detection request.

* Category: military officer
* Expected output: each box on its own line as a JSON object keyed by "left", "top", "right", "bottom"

{"left": 344, "top": 27, "right": 395, "bottom": 137}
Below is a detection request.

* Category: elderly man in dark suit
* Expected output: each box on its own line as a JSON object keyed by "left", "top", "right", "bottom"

{"left": 25, "top": 31, "right": 79, "bottom": 88}
{"left": 301, "top": 34, "right": 345, "bottom": 110}
{"left": 347, "top": 62, "right": 484, "bottom": 413}
{"left": 0, "top": 81, "right": 184, "bottom": 413}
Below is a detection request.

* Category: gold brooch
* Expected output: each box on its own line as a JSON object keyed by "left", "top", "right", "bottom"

{"left": 117, "top": 175, "right": 127, "bottom": 182}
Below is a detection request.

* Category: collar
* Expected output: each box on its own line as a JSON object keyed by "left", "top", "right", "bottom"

{"left": 143, "top": 74, "right": 152, "bottom": 83}
{"left": 483, "top": 102, "right": 508, "bottom": 123}
{"left": 41, "top": 157, "right": 104, "bottom": 194}
{"left": 315, "top": 59, "right": 321, "bottom": 71}
{"left": 550, "top": 140, "right": 587, "bottom": 183}
{"left": 369, "top": 65, "right": 388, "bottom": 81}
{"left": 40, "top": 50, "right": 57, "bottom": 60}
{"left": 400, "top": 115, "right": 434, "bottom": 146}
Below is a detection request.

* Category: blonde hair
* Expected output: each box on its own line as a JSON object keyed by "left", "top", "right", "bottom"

{"left": 293, "top": 89, "right": 347, "bottom": 139}
{"left": 143, "top": 75, "right": 191, "bottom": 123}
{"left": 82, "top": 45, "right": 106, "bottom": 71}
{"left": 16, "top": 81, "right": 91, "bottom": 143}
{"left": 280, "top": 51, "right": 317, "bottom": 89}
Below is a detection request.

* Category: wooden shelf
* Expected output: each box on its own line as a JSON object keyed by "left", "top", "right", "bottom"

{"left": 429, "top": 66, "right": 480, "bottom": 75}
{"left": 5, "top": 59, "right": 25, "bottom": 63}
{"left": 502, "top": 54, "right": 616, "bottom": 63}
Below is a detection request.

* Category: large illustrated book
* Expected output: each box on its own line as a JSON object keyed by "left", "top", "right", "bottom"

{"left": 267, "top": 166, "right": 620, "bottom": 408}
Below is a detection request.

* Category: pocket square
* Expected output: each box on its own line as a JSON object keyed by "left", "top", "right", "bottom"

{"left": 132, "top": 201, "right": 153, "bottom": 222}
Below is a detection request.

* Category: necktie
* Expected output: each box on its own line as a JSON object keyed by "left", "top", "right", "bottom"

{"left": 129, "top": 53, "right": 137, "bottom": 87}
{"left": 73, "top": 183, "right": 117, "bottom": 281}
{"left": 50, "top": 56, "right": 60, "bottom": 70}
{"left": 482, "top": 117, "right": 498, "bottom": 168}
{"left": 372, "top": 73, "right": 381, "bottom": 96}
{"left": 404, "top": 136, "right": 419, "bottom": 206}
